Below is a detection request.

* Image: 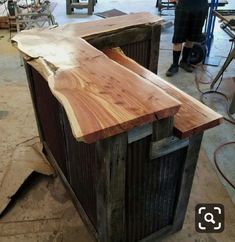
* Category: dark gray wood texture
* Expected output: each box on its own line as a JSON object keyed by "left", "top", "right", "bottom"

{"left": 87, "top": 24, "right": 161, "bottom": 73}
{"left": 152, "top": 116, "right": 174, "bottom": 141}
{"left": 87, "top": 27, "right": 152, "bottom": 49}
{"left": 149, "top": 23, "right": 161, "bottom": 74}
{"left": 24, "top": 62, "right": 44, "bottom": 142}
{"left": 172, "top": 132, "right": 203, "bottom": 232}
{"left": 96, "top": 134, "right": 128, "bottom": 242}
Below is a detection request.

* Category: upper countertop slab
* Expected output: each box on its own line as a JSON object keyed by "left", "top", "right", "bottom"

{"left": 12, "top": 12, "right": 162, "bottom": 56}
{"left": 12, "top": 13, "right": 180, "bottom": 143}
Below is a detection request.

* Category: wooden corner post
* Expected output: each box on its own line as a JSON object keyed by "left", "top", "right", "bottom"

{"left": 172, "top": 132, "right": 203, "bottom": 232}
{"left": 149, "top": 23, "right": 161, "bottom": 74}
{"left": 96, "top": 133, "right": 128, "bottom": 242}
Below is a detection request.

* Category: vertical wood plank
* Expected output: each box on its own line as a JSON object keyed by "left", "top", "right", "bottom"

{"left": 149, "top": 23, "right": 161, "bottom": 74}
{"left": 172, "top": 132, "right": 203, "bottom": 232}
{"left": 96, "top": 133, "right": 128, "bottom": 242}
{"left": 229, "top": 92, "right": 235, "bottom": 114}
{"left": 152, "top": 116, "right": 174, "bottom": 142}
{"left": 24, "top": 63, "right": 44, "bottom": 142}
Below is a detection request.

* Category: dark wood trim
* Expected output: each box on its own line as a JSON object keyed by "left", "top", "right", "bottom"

{"left": 139, "top": 225, "right": 172, "bottom": 242}
{"left": 150, "top": 136, "right": 189, "bottom": 160}
{"left": 58, "top": 105, "right": 71, "bottom": 183}
{"left": 96, "top": 133, "right": 128, "bottom": 242}
{"left": 152, "top": 116, "right": 174, "bottom": 142}
{"left": 24, "top": 63, "right": 44, "bottom": 142}
{"left": 87, "top": 26, "right": 152, "bottom": 50}
{"left": 149, "top": 23, "right": 161, "bottom": 74}
{"left": 128, "top": 123, "right": 152, "bottom": 144}
{"left": 172, "top": 132, "right": 203, "bottom": 232}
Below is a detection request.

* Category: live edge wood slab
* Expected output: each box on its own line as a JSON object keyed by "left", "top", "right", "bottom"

{"left": 12, "top": 12, "right": 180, "bottom": 144}
{"left": 12, "top": 12, "right": 161, "bottom": 43}
{"left": 12, "top": 12, "right": 223, "bottom": 242}
{"left": 104, "top": 48, "right": 223, "bottom": 138}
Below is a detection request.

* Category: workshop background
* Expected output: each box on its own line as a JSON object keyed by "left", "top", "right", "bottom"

{"left": 0, "top": 0, "right": 235, "bottom": 242}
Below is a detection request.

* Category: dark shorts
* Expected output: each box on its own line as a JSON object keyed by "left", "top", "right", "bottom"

{"left": 172, "top": 7, "right": 208, "bottom": 43}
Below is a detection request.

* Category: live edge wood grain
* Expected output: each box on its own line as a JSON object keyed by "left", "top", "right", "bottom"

{"left": 49, "top": 42, "right": 180, "bottom": 143}
{"left": 104, "top": 48, "right": 223, "bottom": 138}
{"left": 12, "top": 12, "right": 162, "bottom": 49}
{"left": 12, "top": 14, "right": 180, "bottom": 144}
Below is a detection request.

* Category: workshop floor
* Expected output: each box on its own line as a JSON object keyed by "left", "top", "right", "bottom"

{"left": 0, "top": 0, "right": 235, "bottom": 241}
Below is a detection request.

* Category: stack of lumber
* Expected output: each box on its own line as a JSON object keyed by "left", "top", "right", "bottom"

{"left": 0, "top": 2, "right": 9, "bottom": 29}
{"left": 0, "top": 3, "right": 17, "bottom": 30}
{"left": 0, "top": 16, "right": 9, "bottom": 29}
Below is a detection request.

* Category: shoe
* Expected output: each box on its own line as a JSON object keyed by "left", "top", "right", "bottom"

{"left": 166, "top": 64, "right": 179, "bottom": 77}
{"left": 179, "top": 61, "right": 193, "bottom": 73}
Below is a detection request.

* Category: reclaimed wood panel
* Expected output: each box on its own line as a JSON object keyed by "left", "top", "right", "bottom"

{"left": 126, "top": 139, "right": 187, "bottom": 241}
{"left": 96, "top": 133, "right": 127, "bottom": 242}
{"left": 104, "top": 48, "right": 223, "bottom": 138}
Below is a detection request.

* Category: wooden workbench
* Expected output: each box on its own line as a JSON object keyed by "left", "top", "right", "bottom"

{"left": 12, "top": 13, "right": 222, "bottom": 242}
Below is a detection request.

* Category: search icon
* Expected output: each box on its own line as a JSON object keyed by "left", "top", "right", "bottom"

{"left": 204, "top": 213, "right": 216, "bottom": 224}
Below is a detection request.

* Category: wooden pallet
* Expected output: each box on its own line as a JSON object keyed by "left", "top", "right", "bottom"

{"left": 0, "top": 16, "right": 27, "bottom": 31}
{"left": 0, "top": 16, "right": 10, "bottom": 29}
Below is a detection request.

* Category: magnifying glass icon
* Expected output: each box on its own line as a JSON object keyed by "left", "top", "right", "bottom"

{"left": 204, "top": 212, "right": 216, "bottom": 224}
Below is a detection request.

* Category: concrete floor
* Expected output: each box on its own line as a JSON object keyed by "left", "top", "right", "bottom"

{"left": 0, "top": 0, "right": 235, "bottom": 241}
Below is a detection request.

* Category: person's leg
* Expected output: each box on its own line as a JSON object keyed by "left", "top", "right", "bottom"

{"left": 181, "top": 8, "right": 208, "bottom": 71}
{"left": 179, "top": 40, "right": 194, "bottom": 72}
{"left": 166, "top": 5, "right": 187, "bottom": 77}
{"left": 173, "top": 43, "right": 182, "bottom": 65}
{"left": 166, "top": 43, "right": 182, "bottom": 77}
{"left": 181, "top": 40, "right": 193, "bottom": 62}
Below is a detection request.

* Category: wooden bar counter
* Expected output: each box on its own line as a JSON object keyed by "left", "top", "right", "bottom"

{"left": 12, "top": 13, "right": 222, "bottom": 242}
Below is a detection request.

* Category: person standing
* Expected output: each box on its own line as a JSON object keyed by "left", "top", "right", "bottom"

{"left": 166, "top": 0, "right": 208, "bottom": 76}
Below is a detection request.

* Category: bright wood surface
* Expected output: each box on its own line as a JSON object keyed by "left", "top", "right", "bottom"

{"left": 104, "top": 48, "right": 223, "bottom": 138}
{"left": 13, "top": 29, "right": 181, "bottom": 143}
{"left": 12, "top": 12, "right": 162, "bottom": 59}
{"left": 48, "top": 39, "right": 180, "bottom": 143}
{"left": 59, "top": 11, "right": 162, "bottom": 40}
